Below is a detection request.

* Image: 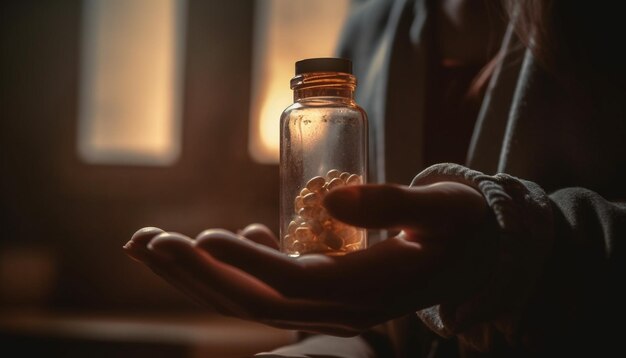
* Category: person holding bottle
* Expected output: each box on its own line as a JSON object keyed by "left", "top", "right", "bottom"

{"left": 123, "top": 0, "right": 625, "bottom": 356}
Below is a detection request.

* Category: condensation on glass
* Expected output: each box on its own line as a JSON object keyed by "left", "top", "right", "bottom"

{"left": 279, "top": 58, "right": 368, "bottom": 257}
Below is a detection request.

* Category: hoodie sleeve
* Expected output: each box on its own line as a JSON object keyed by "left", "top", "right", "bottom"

{"left": 412, "top": 163, "right": 624, "bottom": 353}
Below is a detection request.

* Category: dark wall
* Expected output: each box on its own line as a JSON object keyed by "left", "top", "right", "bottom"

{"left": 0, "top": 0, "right": 279, "bottom": 312}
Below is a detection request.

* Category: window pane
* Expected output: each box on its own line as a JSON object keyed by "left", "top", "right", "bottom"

{"left": 78, "top": 0, "right": 186, "bottom": 165}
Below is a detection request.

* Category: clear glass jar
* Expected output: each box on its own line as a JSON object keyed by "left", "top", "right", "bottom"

{"left": 279, "top": 58, "right": 368, "bottom": 257}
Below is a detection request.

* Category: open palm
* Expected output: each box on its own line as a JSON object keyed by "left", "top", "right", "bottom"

{"left": 123, "top": 182, "right": 493, "bottom": 336}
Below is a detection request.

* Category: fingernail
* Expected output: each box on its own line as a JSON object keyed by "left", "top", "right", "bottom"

{"left": 147, "top": 232, "right": 193, "bottom": 262}
{"left": 196, "top": 228, "right": 235, "bottom": 241}
{"left": 130, "top": 227, "right": 164, "bottom": 245}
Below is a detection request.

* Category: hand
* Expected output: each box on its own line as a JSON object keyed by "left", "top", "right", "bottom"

{"left": 123, "top": 182, "right": 494, "bottom": 336}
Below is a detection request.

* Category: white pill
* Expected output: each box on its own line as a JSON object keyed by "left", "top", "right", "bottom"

{"left": 287, "top": 220, "right": 298, "bottom": 235}
{"left": 346, "top": 174, "right": 362, "bottom": 185}
{"left": 323, "top": 232, "right": 344, "bottom": 250}
{"left": 326, "top": 169, "right": 341, "bottom": 180}
{"left": 294, "top": 196, "right": 304, "bottom": 213}
{"left": 306, "top": 176, "right": 326, "bottom": 192}
{"left": 298, "top": 207, "right": 315, "bottom": 219}
{"left": 326, "top": 177, "right": 345, "bottom": 191}
{"left": 295, "top": 227, "right": 313, "bottom": 241}
{"left": 302, "top": 192, "right": 319, "bottom": 206}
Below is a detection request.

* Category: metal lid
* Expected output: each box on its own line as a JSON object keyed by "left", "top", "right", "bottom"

{"left": 295, "top": 57, "right": 352, "bottom": 75}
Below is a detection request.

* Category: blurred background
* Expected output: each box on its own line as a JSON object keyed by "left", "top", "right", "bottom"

{"left": 0, "top": 0, "right": 353, "bottom": 356}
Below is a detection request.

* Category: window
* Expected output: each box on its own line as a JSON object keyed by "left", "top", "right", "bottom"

{"left": 78, "top": 0, "right": 186, "bottom": 166}
{"left": 248, "top": 0, "right": 350, "bottom": 164}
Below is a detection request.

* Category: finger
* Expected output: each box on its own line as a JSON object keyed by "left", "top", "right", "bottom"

{"left": 196, "top": 226, "right": 279, "bottom": 251}
{"left": 238, "top": 223, "right": 279, "bottom": 250}
{"left": 323, "top": 182, "right": 486, "bottom": 234}
{"left": 322, "top": 184, "right": 421, "bottom": 230}
{"left": 123, "top": 227, "right": 165, "bottom": 262}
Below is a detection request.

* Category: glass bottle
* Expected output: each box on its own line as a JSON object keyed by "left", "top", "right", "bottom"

{"left": 279, "top": 58, "right": 368, "bottom": 257}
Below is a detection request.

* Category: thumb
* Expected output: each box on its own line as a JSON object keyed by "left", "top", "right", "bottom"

{"left": 322, "top": 184, "right": 422, "bottom": 230}
{"left": 322, "top": 182, "right": 487, "bottom": 233}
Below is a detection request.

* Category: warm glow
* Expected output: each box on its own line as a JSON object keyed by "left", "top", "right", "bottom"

{"left": 78, "top": 0, "right": 186, "bottom": 165}
{"left": 258, "top": 82, "right": 290, "bottom": 156}
{"left": 249, "top": 0, "right": 350, "bottom": 164}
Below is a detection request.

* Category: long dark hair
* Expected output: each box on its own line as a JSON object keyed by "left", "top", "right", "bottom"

{"left": 505, "top": 0, "right": 625, "bottom": 94}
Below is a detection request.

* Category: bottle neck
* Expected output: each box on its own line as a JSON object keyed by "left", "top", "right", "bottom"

{"left": 290, "top": 72, "right": 356, "bottom": 102}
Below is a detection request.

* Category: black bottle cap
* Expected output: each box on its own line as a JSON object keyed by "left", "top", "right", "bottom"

{"left": 295, "top": 57, "right": 352, "bottom": 75}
